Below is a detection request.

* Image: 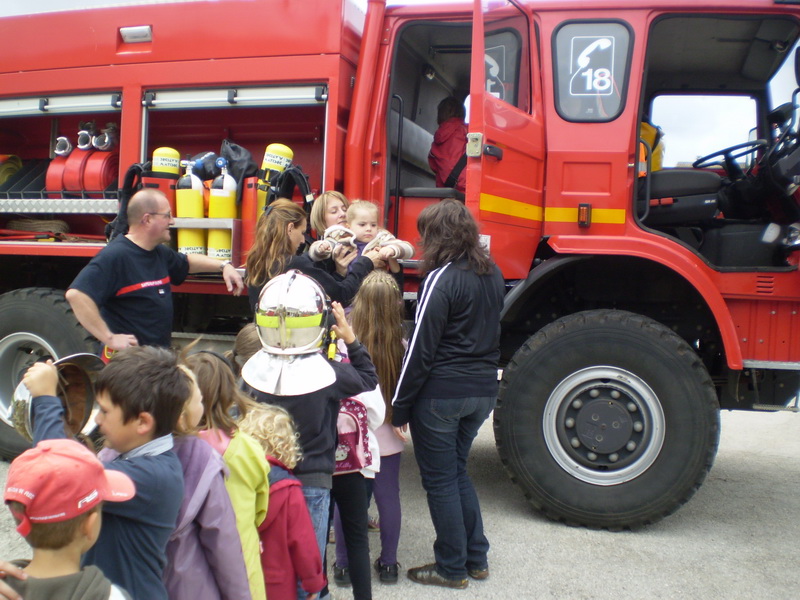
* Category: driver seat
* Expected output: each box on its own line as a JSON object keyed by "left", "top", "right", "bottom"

{"left": 640, "top": 169, "right": 722, "bottom": 226}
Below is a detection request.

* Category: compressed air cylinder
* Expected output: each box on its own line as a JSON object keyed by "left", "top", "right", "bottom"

{"left": 176, "top": 160, "right": 206, "bottom": 255}
{"left": 152, "top": 147, "right": 181, "bottom": 175}
{"left": 256, "top": 143, "right": 293, "bottom": 213}
{"left": 144, "top": 147, "right": 181, "bottom": 215}
{"left": 207, "top": 157, "right": 238, "bottom": 260}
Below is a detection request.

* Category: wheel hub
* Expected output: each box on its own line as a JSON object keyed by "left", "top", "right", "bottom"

{"left": 543, "top": 366, "right": 665, "bottom": 486}
{"left": 574, "top": 398, "right": 632, "bottom": 454}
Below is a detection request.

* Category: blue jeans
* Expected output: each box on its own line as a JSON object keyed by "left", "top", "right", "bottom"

{"left": 298, "top": 486, "right": 330, "bottom": 600}
{"left": 410, "top": 396, "right": 495, "bottom": 580}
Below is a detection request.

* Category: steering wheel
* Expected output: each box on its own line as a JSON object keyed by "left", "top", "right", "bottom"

{"left": 692, "top": 140, "right": 768, "bottom": 179}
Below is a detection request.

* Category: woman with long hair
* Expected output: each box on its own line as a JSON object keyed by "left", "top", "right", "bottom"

{"left": 245, "top": 198, "right": 380, "bottom": 310}
{"left": 391, "top": 199, "right": 504, "bottom": 590}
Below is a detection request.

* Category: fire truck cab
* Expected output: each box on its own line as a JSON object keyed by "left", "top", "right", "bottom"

{"left": 2, "top": 0, "right": 800, "bottom": 528}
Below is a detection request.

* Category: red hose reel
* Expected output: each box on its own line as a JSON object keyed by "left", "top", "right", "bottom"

{"left": 46, "top": 150, "right": 118, "bottom": 197}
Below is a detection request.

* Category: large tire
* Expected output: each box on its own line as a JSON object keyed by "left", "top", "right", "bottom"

{"left": 495, "top": 309, "right": 720, "bottom": 529}
{"left": 0, "top": 288, "right": 96, "bottom": 459}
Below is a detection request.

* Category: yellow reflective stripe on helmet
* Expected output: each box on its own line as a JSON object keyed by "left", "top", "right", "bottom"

{"left": 256, "top": 313, "right": 323, "bottom": 328}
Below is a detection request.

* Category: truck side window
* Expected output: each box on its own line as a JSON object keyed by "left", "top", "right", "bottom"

{"left": 483, "top": 1, "right": 532, "bottom": 113}
{"left": 553, "top": 21, "right": 631, "bottom": 122}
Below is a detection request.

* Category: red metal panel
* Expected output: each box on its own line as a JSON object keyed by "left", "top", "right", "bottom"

{"left": 0, "top": 0, "right": 364, "bottom": 75}
{"left": 0, "top": 243, "right": 103, "bottom": 257}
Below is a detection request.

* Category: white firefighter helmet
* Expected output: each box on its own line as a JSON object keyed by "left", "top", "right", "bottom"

{"left": 255, "top": 269, "right": 329, "bottom": 355}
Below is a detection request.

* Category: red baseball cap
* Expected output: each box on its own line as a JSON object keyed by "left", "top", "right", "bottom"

{"left": 4, "top": 438, "right": 135, "bottom": 536}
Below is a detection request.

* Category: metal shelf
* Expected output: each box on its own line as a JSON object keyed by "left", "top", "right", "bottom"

{"left": 172, "top": 218, "right": 242, "bottom": 265}
{"left": 172, "top": 218, "right": 239, "bottom": 229}
{"left": 0, "top": 198, "right": 118, "bottom": 214}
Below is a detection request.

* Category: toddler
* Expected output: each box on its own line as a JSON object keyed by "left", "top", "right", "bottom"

{"left": 239, "top": 403, "right": 326, "bottom": 600}
{"left": 309, "top": 201, "right": 414, "bottom": 279}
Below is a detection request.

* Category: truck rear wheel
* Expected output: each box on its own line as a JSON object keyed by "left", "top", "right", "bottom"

{"left": 0, "top": 288, "right": 96, "bottom": 459}
{"left": 495, "top": 309, "right": 720, "bottom": 529}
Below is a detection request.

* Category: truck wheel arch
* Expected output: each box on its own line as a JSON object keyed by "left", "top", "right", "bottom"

{"left": 500, "top": 253, "right": 734, "bottom": 374}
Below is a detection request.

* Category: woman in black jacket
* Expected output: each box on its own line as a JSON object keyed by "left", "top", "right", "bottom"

{"left": 391, "top": 199, "right": 505, "bottom": 589}
{"left": 244, "top": 198, "right": 380, "bottom": 310}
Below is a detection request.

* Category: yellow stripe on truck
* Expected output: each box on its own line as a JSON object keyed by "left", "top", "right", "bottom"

{"left": 479, "top": 193, "right": 626, "bottom": 225}
{"left": 545, "top": 207, "right": 626, "bottom": 224}
{"left": 479, "top": 193, "right": 542, "bottom": 221}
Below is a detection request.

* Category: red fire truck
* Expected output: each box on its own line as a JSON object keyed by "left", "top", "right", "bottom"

{"left": 2, "top": 0, "right": 800, "bottom": 528}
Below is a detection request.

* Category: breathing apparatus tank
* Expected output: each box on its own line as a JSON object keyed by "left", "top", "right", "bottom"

{"left": 143, "top": 147, "right": 181, "bottom": 215}
{"left": 176, "top": 159, "right": 206, "bottom": 255}
{"left": 256, "top": 143, "right": 293, "bottom": 213}
{"left": 152, "top": 147, "right": 181, "bottom": 176}
{"left": 207, "top": 157, "right": 238, "bottom": 260}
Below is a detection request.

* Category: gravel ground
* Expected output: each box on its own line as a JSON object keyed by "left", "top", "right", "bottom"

{"left": 1, "top": 410, "right": 799, "bottom": 599}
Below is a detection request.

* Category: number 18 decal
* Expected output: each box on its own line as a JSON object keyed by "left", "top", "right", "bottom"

{"left": 569, "top": 36, "right": 614, "bottom": 96}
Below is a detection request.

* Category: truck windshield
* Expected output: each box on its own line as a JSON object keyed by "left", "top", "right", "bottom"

{"left": 651, "top": 95, "right": 757, "bottom": 168}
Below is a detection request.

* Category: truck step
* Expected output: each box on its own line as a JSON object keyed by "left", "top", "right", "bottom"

{"left": 752, "top": 404, "right": 800, "bottom": 413}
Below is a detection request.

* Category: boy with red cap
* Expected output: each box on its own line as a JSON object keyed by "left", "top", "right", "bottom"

{"left": 21, "top": 346, "right": 188, "bottom": 600}
{"left": 3, "top": 438, "right": 136, "bottom": 599}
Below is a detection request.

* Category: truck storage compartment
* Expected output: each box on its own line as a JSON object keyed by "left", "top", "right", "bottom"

{"left": 0, "top": 93, "right": 122, "bottom": 240}
{"left": 0, "top": 87, "right": 328, "bottom": 252}
{"left": 141, "top": 86, "right": 328, "bottom": 262}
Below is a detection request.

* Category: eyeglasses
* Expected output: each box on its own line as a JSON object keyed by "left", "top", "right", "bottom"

{"left": 147, "top": 211, "right": 172, "bottom": 219}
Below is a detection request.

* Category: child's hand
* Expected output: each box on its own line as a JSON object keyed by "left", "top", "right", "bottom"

{"left": 317, "top": 241, "right": 332, "bottom": 255}
{"left": 387, "top": 257, "right": 401, "bottom": 273}
{"left": 363, "top": 248, "right": 386, "bottom": 270}
{"left": 378, "top": 246, "right": 397, "bottom": 261}
{"left": 22, "top": 360, "right": 59, "bottom": 398}
{"left": 330, "top": 301, "right": 356, "bottom": 344}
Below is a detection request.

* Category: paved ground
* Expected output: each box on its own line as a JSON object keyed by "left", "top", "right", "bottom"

{"left": 1, "top": 410, "right": 799, "bottom": 599}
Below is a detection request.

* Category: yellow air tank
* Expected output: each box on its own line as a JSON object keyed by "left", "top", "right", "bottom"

{"left": 176, "top": 159, "right": 206, "bottom": 255}
{"left": 208, "top": 157, "right": 238, "bottom": 260}
{"left": 152, "top": 146, "right": 181, "bottom": 175}
{"left": 256, "top": 143, "right": 293, "bottom": 212}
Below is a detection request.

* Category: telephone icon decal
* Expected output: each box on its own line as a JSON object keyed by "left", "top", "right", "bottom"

{"left": 569, "top": 36, "right": 614, "bottom": 96}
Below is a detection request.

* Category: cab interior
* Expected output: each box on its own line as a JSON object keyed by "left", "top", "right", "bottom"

{"left": 639, "top": 14, "right": 800, "bottom": 270}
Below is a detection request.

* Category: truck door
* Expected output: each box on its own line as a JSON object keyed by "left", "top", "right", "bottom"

{"left": 469, "top": 0, "right": 544, "bottom": 279}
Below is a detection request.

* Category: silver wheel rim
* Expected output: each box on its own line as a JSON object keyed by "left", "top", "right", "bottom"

{"left": 0, "top": 332, "right": 58, "bottom": 426}
{"left": 543, "top": 366, "right": 665, "bottom": 486}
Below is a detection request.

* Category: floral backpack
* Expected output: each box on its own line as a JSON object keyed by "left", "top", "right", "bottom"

{"left": 335, "top": 397, "right": 372, "bottom": 474}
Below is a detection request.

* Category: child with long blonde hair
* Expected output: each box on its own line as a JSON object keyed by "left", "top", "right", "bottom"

{"left": 184, "top": 351, "right": 270, "bottom": 600}
{"left": 165, "top": 365, "right": 251, "bottom": 600}
{"left": 239, "top": 404, "right": 326, "bottom": 600}
{"left": 334, "top": 270, "right": 407, "bottom": 585}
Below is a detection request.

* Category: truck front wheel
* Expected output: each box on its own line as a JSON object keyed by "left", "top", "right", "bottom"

{"left": 495, "top": 309, "right": 720, "bottom": 529}
{"left": 0, "top": 288, "right": 96, "bottom": 459}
